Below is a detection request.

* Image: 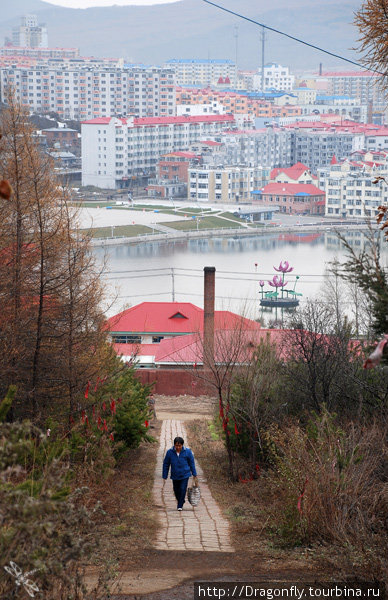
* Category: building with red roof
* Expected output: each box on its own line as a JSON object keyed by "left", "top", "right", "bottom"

{"left": 253, "top": 183, "right": 325, "bottom": 215}
{"left": 270, "top": 162, "right": 317, "bottom": 184}
{"left": 81, "top": 114, "right": 234, "bottom": 189}
{"left": 108, "top": 301, "right": 263, "bottom": 367}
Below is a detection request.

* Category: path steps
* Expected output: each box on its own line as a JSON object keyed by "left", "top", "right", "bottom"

{"left": 153, "top": 419, "right": 234, "bottom": 553}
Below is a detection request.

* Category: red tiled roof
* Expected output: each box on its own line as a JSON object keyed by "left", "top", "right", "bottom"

{"left": 199, "top": 140, "right": 223, "bottom": 146}
{"left": 154, "top": 329, "right": 288, "bottom": 365}
{"left": 260, "top": 183, "right": 325, "bottom": 196}
{"left": 271, "top": 162, "right": 312, "bottom": 182}
{"left": 107, "top": 302, "right": 261, "bottom": 335}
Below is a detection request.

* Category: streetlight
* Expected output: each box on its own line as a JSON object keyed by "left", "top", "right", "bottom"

{"left": 111, "top": 225, "right": 115, "bottom": 237}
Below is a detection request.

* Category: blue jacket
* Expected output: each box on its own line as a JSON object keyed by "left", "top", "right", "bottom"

{"left": 162, "top": 446, "right": 197, "bottom": 480}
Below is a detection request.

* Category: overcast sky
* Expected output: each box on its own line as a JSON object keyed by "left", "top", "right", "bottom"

{"left": 46, "top": 0, "right": 179, "bottom": 7}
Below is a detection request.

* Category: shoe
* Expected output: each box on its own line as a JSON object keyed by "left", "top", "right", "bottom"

{"left": 177, "top": 508, "right": 182, "bottom": 511}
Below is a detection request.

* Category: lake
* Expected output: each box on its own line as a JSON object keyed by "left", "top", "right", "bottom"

{"left": 94, "top": 228, "right": 388, "bottom": 322}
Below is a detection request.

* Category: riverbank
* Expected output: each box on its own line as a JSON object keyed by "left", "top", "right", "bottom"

{"left": 90, "top": 221, "right": 371, "bottom": 247}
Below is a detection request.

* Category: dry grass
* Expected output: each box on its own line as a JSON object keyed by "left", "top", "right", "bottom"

{"left": 85, "top": 420, "right": 161, "bottom": 568}
{"left": 186, "top": 415, "right": 388, "bottom": 583}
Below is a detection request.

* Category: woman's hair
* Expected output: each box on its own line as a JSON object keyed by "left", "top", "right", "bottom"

{"left": 174, "top": 436, "right": 184, "bottom": 445}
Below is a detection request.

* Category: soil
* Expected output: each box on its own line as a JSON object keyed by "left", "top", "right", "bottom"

{"left": 85, "top": 395, "right": 338, "bottom": 599}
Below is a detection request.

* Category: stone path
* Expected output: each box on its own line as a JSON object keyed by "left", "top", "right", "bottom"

{"left": 153, "top": 419, "right": 234, "bottom": 552}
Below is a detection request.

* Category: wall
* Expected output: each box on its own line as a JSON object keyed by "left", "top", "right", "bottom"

{"left": 135, "top": 368, "right": 214, "bottom": 396}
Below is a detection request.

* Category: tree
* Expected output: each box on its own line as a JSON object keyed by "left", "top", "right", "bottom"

{"left": 354, "top": 0, "right": 388, "bottom": 84}
{"left": 332, "top": 230, "right": 388, "bottom": 337}
{"left": 0, "top": 93, "right": 112, "bottom": 425}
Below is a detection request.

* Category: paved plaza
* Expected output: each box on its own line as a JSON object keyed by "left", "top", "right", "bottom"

{"left": 153, "top": 419, "right": 234, "bottom": 553}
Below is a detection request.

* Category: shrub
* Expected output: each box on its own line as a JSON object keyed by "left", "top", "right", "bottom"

{"left": 264, "top": 409, "right": 387, "bottom": 577}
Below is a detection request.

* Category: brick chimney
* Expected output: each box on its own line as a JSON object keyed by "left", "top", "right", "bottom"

{"left": 203, "top": 266, "right": 215, "bottom": 367}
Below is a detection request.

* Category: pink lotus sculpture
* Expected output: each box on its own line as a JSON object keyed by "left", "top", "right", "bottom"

{"left": 274, "top": 260, "right": 293, "bottom": 273}
{"left": 268, "top": 275, "right": 288, "bottom": 288}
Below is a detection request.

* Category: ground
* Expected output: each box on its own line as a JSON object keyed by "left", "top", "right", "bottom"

{"left": 85, "top": 395, "right": 343, "bottom": 599}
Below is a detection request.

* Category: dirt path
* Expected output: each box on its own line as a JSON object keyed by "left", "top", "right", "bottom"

{"left": 85, "top": 395, "right": 318, "bottom": 598}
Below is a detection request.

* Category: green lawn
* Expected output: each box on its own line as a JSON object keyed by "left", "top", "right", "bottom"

{"left": 86, "top": 224, "right": 153, "bottom": 238}
{"left": 161, "top": 216, "right": 246, "bottom": 231}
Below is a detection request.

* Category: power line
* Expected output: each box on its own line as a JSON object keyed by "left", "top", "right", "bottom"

{"left": 202, "top": 0, "right": 382, "bottom": 75}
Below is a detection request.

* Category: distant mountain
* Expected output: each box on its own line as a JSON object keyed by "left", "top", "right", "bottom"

{"left": 0, "top": 0, "right": 361, "bottom": 71}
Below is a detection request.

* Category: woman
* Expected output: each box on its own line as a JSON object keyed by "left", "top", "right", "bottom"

{"left": 162, "top": 436, "right": 198, "bottom": 511}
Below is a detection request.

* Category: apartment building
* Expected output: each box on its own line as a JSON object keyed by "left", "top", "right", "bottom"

{"left": 0, "top": 47, "right": 79, "bottom": 60}
{"left": 0, "top": 64, "right": 175, "bottom": 120}
{"left": 165, "top": 59, "right": 237, "bottom": 86}
{"left": 292, "top": 129, "right": 356, "bottom": 172}
{"left": 188, "top": 165, "right": 267, "bottom": 203}
{"left": 253, "top": 63, "right": 295, "bottom": 92}
{"left": 318, "top": 159, "right": 388, "bottom": 218}
{"left": 216, "top": 128, "right": 294, "bottom": 169}
{"left": 12, "top": 15, "right": 48, "bottom": 48}
{"left": 81, "top": 114, "right": 234, "bottom": 189}
{"left": 322, "top": 71, "right": 386, "bottom": 109}
{"left": 176, "top": 87, "right": 302, "bottom": 120}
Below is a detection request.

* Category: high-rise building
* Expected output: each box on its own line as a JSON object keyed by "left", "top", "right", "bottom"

{"left": 12, "top": 15, "right": 48, "bottom": 48}
{"left": 0, "top": 64, "right": 176, "bottom": 120}
{"left": 165, "top": 59, "right": 237, "bottom": 87}
{"left": 81, "top": 114, "right": 235, "bottom": 189}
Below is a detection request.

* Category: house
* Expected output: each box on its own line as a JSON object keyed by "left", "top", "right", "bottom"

{"left": 253, "top": 183, "right": 325, "bottom": 215}
{"left": 107, "top": 301, "right": 262, "bottom": 367}
{"left": 270, "top": 162, "right": 317, "bottom": 185}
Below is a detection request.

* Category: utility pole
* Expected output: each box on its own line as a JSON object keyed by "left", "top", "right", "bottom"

{"left": 234, "top": 25, "right": 238, "bottom": 69}
{"left": 261, "top": 26, "right": 265, "bottom": 94}
{"left": 171, "top": 267, "right": 175, "bottom": 301}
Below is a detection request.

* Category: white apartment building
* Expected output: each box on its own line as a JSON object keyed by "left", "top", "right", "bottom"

{"left": 81, "top": 114, "right": 235, "bottom": 189}
{"left": 165, "top": 59, "right": 237, "bottom": 86}
{"left": 253, "top": 63, "right": 295, "bottom": 92}
{"left": 12, "top": 15, "right": 48, "bottom": 48}
{"left": 176, "top": 102, "right": 226, "bottom": 116}
{"left": 188, "top": 165, "right": 267, "bottom": 203}
{"left": 0, "top": 64, "right": 175, "bottom": 120}
{"left": 319, "top": 160, "right": 388, "bottom": 218}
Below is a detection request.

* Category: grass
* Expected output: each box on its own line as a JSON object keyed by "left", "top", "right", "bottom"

{"left": 161, "top": 216, "right": 246, "bottom": 230}
{"left": 86, "top": 224, "right": 153, "bottom": 238}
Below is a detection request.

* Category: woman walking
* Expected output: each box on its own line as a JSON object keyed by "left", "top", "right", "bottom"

{"left": 162, "top": 436, "right": 198, "bottom": 511}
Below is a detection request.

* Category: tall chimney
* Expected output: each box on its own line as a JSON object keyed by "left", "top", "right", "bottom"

{"left": 203, "top": 266, "right": 215, "bottom": 367}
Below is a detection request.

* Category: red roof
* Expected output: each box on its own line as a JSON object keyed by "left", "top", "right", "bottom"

{"left": 107, "top": 302, "right": 261, "bottom": 335}
{"left": 331, "top": 155, "right": 338, "bottom": 165}
{"left": 154, "top": 329, "right": 288, "bottom": 365}
{"left": 199, "top": 140, "right": 223, "bottom": 146}
{"left": 260, "top": 183, "right": 325, "bottom": 196}
{"left": 270, "top": 162, "right": 313, "bottom": 182}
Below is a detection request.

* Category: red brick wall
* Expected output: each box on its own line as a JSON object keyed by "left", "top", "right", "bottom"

{"left": 135, "top": 368, "right": 214, "bottom": 396}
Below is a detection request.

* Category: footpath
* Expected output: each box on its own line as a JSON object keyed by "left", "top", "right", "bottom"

{"left": 153, "top": 419, "right": 234, "bottom": 553}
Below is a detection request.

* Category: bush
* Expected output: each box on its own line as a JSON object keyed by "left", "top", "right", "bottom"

{"left": 264, "top": 409, "right": 387, "bottom": 577}
{"left": 0, "top": 421, "right": 110, "bottom": 599}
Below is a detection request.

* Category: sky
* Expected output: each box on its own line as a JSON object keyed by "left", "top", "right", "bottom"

{"left": 45, "top": 0, "right": 179, "bottom": 7}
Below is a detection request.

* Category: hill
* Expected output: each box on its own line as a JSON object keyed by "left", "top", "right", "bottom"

{"left": 0, "top": 0, "right": 360, "bottom": 71}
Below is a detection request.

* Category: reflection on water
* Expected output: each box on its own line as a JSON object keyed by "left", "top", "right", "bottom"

{"left": 94, "top": 230, "right": 388, "bottom": 318}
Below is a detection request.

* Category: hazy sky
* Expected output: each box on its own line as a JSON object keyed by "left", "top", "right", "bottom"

{"left": 46, "top": 0, "right": 179, "bottom": 7}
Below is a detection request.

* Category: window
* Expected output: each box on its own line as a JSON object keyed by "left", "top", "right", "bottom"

{"left": 112, "top": 334, "right": 141, "bottom": 344}
{"left": 152, "top": 336, "right": 164, "bottom": 343}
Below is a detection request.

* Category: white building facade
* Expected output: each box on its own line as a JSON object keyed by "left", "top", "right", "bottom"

{"left": 253, "top": 63, "right": 295, "bottom": 92}
{"left": 81, "top": 114, "right": 235, "bottom": 189}
{"left": 319, "top": 161, "right": 388, "bottom": 218}
{"left": 188, "top": 165, "right": 268, "bottom": 203}
{"left": 0, "top": 64, "right": 176, "bottom": 120}
{"left": 165, "top": 59, "right": 237, "bottom": 86}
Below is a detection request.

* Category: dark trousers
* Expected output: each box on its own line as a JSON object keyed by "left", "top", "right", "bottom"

{"left": 172, "top": 477, "right": 189, "bottom": 509}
